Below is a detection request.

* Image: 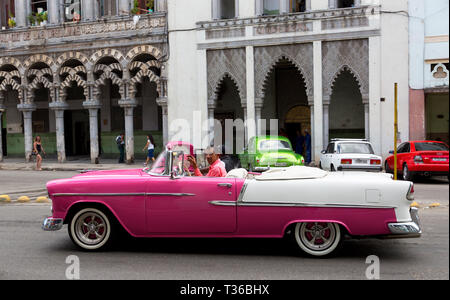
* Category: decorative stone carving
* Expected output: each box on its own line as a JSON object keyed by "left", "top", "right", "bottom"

{"left": 322, "top": 39, "right": 369, "bottom": 99}
{"left": 206, "top": 27, "right": 246, "bottom": 40}
{"left": 254, "top": 43, "right": 314, "bottom": 101}
{"left": 254, "top": 21, "right": 312, "bottom": 35}
{"left": 207, "top": 48, "right": 246, "bottom": 103}
{"left": 321, "top": 16, "right": 368, "bottom": 30}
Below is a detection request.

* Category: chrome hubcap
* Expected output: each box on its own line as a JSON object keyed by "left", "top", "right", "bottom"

{"left": 299, "top": 222, "right": 336, "bottom": 251}
{"left": 75, "top": 212, "right": 107, "bottom": 245}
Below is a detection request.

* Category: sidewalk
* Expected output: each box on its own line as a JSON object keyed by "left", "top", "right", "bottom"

{"left": 0, "top": 157, "right": 146, "bottom": 172}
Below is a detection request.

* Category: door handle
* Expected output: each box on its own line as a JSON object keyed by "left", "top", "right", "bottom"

{"left": 217, "top": 183, "right": 232, "bottom": 188}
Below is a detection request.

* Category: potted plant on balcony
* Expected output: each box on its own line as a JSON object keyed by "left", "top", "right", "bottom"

{"left": 8, "top": 12, "right": 16, "bottom": 28}
{"left": 28, "top": 13, "right": 36, "bottom": 26}
{"left": 131, "top": 0, "right": 140, "bottom": 15}
{"left": 146, "top": 0, "right": 154, "bottom": 13}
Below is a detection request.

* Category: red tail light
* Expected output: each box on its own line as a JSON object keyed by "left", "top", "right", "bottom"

{"left": 407, "top": 184, "right": 415, "bottom": 201}
{"left": 370, "top": 159, "right": 381, "bottom": 165}
{"left": 341, "top": 159, "right": 352, "bottom": 165}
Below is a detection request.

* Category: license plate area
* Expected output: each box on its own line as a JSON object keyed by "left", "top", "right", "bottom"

{"left": 275, "top": 162, "right": 287, "bottom": 167}
{"left": 354, "top": 159, "right": 368, "bottom": 164}
{"left": 432, "top": 158, "right": 447, "bottom": 162}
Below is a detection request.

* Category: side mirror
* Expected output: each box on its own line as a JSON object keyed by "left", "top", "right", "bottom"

{"left": 389, "top": 150, "right": 394, "bottom": 155}
{"left": 321, "top": 150, "right": 326, "bottom": 154}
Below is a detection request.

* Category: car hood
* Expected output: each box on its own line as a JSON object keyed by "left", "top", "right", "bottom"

{"left": 71, "top": 169, "right": 144, "bottom": 179}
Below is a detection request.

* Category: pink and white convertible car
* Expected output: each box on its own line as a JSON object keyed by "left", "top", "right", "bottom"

{"left": 43, "top": 150, "right": 421, "bottom": 257}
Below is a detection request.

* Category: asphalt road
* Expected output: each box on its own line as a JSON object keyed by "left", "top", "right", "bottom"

{"left": 0, "top": 170, "right": 448, "bottom": 280}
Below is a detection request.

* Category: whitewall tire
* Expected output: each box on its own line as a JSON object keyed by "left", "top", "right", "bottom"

{"left": 294, "top": 222, "right": 342, "bottom": 257}
{"left": 69, "top": 208, "right": 114, "bottom": 251}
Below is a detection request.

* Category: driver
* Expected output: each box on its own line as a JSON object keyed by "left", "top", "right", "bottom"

{"left": 187, "top": 146, "right": 227, "bottom": 177}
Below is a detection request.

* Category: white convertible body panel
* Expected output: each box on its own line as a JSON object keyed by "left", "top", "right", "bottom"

{"left": 242, "top": 167, "right": 413, "bottom": 222}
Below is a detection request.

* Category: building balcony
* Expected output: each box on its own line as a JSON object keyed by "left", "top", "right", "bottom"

{"left": 0, "top": 13, "right": 167, "bottom": 54}
{"left": 197, "top": 5, "right": 380, "bottom": 45}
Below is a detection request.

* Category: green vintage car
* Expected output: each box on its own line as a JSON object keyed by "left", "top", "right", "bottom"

{"left": 239, "top": 136, "right": 305, "bottom": 172}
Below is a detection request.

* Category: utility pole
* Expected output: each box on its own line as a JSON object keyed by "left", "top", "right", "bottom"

{"left": 394, "top": 83, "right": 398, "bottom": 180}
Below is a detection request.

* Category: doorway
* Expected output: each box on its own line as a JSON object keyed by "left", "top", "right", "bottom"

{"left": 64, "top": 110, "right": 90, "bottom": 157}
{"left": 1, "top": 113, "right": 6, "bottom": 156}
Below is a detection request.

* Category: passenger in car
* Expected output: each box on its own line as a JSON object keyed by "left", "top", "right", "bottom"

{"left": 187, "top": 146, "right": 227, "bottom": 177}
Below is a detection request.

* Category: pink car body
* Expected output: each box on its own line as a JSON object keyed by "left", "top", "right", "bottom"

{"left": 43, "top": 164, "right": 421, "bottom": 256}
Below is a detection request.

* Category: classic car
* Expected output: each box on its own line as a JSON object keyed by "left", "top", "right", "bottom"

{"left": 43, "top": 149, "right": 421, "bottom": 257}
{"left": 385, "top": 140, "right": 449, "bottom": 181}
{"left": 239, "top": 136, "right": 304, "bottom": 172}
{"left": 320, "top": 139, "right": 382, "bottom": 172}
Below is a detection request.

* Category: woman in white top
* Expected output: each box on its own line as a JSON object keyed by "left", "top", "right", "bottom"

{"left": 143, "top": 134, "right": 156, "bottom": 167}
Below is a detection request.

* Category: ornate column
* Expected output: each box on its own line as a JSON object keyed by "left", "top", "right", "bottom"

{"left": 49, "top": 102, "right": 69, "bottom": 163}
{"left": 245, "top": 45, "right": 256, "bottom": 143}
{"left": 83, "top": 99, "right": 101, "bottom": 164}
{"left": 323, "top": 95, "right": 330, "bottom": 148}
{"left": 255, "top": 98, "right": 263, "bottom": 136}
{"left": 47, "top": 0, "right": 60, "bottom": 24}
{"left": 82, "top": 0, "right": 95, "bottom": 21}
{"left": 14, "top": 0, "right": 27, "bottom": 27}
{"left": 363, "top": 95, "right": 370, "bottom": 140}
{"left": 0, "top": 98, "right": 4, "bottom": 162}
{"left": 207, "top": 99, "right": 215, "bottom": 145}
{"left": 119, "top": 0, "right": 131, "bottom": 15}
{"left": 118, "top": 98, "right": 137, "bottom": 164}
{"left": 17, "top": 103, "right": 36, "bottom": 162}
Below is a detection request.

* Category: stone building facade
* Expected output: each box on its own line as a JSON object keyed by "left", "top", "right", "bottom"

{"left": 168, "top": 0, "right": 410, "bottom": 162}
{"left": 0, "top": 0, "right": 168, "bottom": 163}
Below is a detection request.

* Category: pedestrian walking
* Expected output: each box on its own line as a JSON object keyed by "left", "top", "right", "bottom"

{"left": 143, "top": 134, "right": 156, "bottom": 167}
{"left": 116, "top": 133, "right": 125, "bottom": 163}
{"left": 33, "top": 136, "right": 45, "bottom": 171}
{"left": 304, "top": 129, "right": 311, "bottom": 164}
{"left": 295, "top": 129, "right": 305, "bottom": 156}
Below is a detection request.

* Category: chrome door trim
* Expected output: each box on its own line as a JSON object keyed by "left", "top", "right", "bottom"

{"left": 236, "top": 202, "right": 395, "bottom": 209}
{"left": 53, "top": 193, "right": 196, "bottom": 197}
{"left": 209, "top": 200, "right": 237, "bottom": 207}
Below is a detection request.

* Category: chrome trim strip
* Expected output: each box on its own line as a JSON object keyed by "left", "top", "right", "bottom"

{"left": 53, "top": 193, "right": 195, "bottom": 197}
{"left": 236, "top": 202, "right": 395, "bottom": 209}
{"left": 237, "top": 181, "right": 248, "bottom": 204}
{"left": 209, "top": 200, "right": 237, "bottom": 207}
{"left": 53, "top": 193, "right": 146, "bottom": 197}
{"left": 146, "top": 193, "right": 196, "bottom": 197}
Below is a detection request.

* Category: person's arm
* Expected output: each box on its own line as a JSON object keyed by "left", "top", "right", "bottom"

{"left": 143, "top": 141, "right": 149, "bottom": 152}
{"left": 33, "top": 142, "right": 37, "bottom": 153}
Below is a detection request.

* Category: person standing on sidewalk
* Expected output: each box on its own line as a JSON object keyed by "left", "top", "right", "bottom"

{"left": 116, "top": 133, "right": 125, "bottom": 163}
{"left": 143, "top": 134, "right": 156, "bottom": 167}
{"left": 33, "top": 136, "right": 45, "bottom": 171}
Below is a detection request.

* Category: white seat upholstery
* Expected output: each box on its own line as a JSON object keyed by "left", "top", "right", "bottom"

{"left": 226, "top": 168, "right": 249, "bottom": 179}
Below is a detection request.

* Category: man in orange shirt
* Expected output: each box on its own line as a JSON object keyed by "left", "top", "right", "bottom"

{"left": 187, "top": 146, "right": 227, "bottom": 177}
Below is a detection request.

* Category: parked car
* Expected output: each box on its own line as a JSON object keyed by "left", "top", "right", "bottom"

{"left": 385, "top": 140, "right": 449, "bottom": 181}
{"left": 320, "top": 139, "right": 382, "bottom": 172}
{"left": 43, "top": 149, "right": 421, "bottom": 257}
{"left": 239, "top": 136, "right": 304, "bottom": 172}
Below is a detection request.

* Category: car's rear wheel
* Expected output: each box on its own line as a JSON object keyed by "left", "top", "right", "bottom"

{"left": 294, "top": 222, "right": 342, "bottom": 257}
{"left": 402, "top": 164, "right": 414, "bottom": 181}
{"left": 69, "top": 208, "right": 114, "bottom": 251}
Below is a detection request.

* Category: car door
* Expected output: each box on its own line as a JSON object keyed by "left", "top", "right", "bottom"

{"left": 324, "top": 143, "right": 335, "bottom": 170}
{"left": 397, "top": 143, "right": 410, "bottom": 171}
{"left": 145, "top": 176, "right": 237, "bottom": 234}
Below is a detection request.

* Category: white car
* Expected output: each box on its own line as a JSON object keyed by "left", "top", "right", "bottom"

{"left": 320, "top": 139, "right": 382, "bottom": 172}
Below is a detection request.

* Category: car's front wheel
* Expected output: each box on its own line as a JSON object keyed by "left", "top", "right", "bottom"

{"left": 294, "top": 222, "right": 342, "bottom": 257}
{"left": 69, "top": 207, "right": 115, "bottom": 251}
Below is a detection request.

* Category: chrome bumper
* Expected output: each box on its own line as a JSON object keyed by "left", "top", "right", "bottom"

{"left": 386, "top": 207, "right": 422, "bottom": 238}
{"left": 42, "top": 217, "right": 64, "bottom": 231}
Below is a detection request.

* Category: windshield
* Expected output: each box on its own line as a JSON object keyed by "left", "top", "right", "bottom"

{"left": 337, "top": 143, "right": 374, "bottom": 154}
{"left": 415, "top": 142, "right": 449, "bottom": 151}
{"left": 148, "top": 150, "right": 187, "bottom": 176}
{"left": 259, "top": 140, "right": 292, "bottom": 151}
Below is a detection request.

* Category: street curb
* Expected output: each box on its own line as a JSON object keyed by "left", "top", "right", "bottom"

{"left": 17, "top": 196, "right": 30, "bottom": 203}
{"left": 0, "top": 195, "right": 11, "bottom": 203}
{"left": 35, "top": 197, "right": 50, "bottom": 203}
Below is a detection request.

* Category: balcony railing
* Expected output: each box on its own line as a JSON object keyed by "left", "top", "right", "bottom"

{"left": 0, "top": 13, "right": 167, "bottom": 50}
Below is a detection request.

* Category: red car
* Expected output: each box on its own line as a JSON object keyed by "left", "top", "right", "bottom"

{"left": 385, "top": 140, "right": 449, "bottom": 181}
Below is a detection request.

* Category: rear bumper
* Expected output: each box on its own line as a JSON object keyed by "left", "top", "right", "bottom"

{"left": 408, "top": 163, "right": 449, "bottom": 173}
{"left": 337, "top": 166, "right": 382, "bottom": 172}
{"left": 42, "top": 217, "right": 64, "bottom": 231}
{"left": 384, "top": 208, "right": 422, "bottom": 238}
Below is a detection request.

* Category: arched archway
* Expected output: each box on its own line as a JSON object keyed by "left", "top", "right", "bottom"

{"left": 260, "top": 57, "right": 311, "bottom": 158}
{"left": 212, "top": 74, "right": 245, "bottom": 154}
{"left": 329, "top": 68, "right": 365, "bottom": 140}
